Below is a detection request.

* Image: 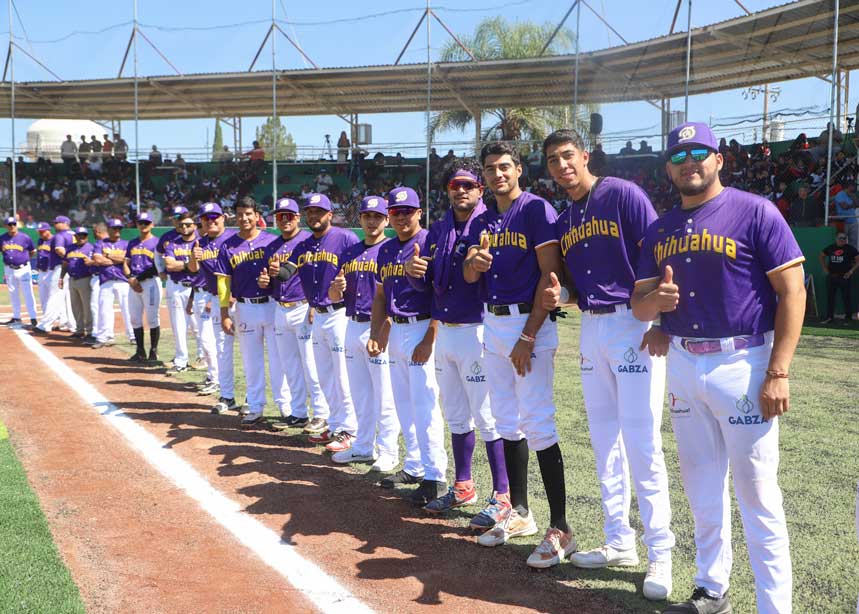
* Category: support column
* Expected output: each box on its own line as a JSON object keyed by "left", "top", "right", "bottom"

{"left": 474, "top": 109, "right": 482, "bottom": 156}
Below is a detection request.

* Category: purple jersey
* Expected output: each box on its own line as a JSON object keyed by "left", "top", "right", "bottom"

{"left": 636, "top": 187, "right": 805, "bottom": 338}
{"left": 94, "top": 238, "right": 129, "bottom": 283}
{"left": 196, "top": 229, "right": 236, "bottom": 295}
{"left": 340, "top": 238, "right": 389, "bottom": 317}
{"left": 36, "top": 238, "right": 52, "bottom": 271}
{"left": 125, "top": 236, "right": 159, "bottom": 277}
{"left": 376, "top": 230, "right": 433, "bottom": 318}
{"left": 0, "top": 232, "right": 35, "bottom": 266}
{"left": 65, "top": 242, "right": 94, "bottom": 279}
{"left": 216, "top": 230, "right": 278, "bottom": 300}
{"left": 165, "top": 236, "right": 203, "bottom": 286}
{"left": 466, "top": 191, "right": 558, "bottom": 305}
{"left": 265, "top": 230, "right": 312, "bottom": 304}
{"left": 290, "top": 227, "right": 360, "bottom": 308}
{"left": 48, "top": 230, "right": 75, "bottom": 269}
{"left": 557, "top": 177, "right": 657, "bottom": 310}
{"left": 156, "top": 228, "right": 179, "bottom": 255}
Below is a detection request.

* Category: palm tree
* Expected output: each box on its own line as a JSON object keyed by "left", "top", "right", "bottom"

{"left": 431, "top": 17, "right": 600, "bottom": 144}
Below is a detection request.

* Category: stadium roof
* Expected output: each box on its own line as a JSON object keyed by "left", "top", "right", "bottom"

{"left": 0, "top": 0, "right": 850, "bottom": 121}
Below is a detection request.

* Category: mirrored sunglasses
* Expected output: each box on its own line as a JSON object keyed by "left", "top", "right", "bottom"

{"left": 447, "top": 179, "right": 480, "bottom": 191}
{"left": 669, "top": 148, "right": 712, "bottom": 165}
{"left": 388, "top": 207, "right": 417, "bottom": 216}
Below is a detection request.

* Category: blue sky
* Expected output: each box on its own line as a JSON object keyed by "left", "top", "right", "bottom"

{"left": 0, "top": 0, "right": 837, "bottom": 160}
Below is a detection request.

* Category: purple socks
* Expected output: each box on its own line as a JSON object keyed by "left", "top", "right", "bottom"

{"left": 485, "top": 438, "right": 509, "bottom": 494}
{"left": 451, "top": 431, "right": 476, "bottom": 483}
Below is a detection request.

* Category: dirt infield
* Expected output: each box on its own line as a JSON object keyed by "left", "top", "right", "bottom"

{"left": 0, "top": 327, "right": 626, "bottom": 614}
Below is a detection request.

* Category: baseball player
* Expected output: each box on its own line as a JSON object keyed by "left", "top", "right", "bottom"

{"left": 32, "top": 215, "right": 76, "bottom": 335}
{"left": 258, "top": 198, "right": 329, "bottom": 430}
{"left": 91, "top": 219, "right": 134, "bottom": 349}
{"left": 632, "top": 122, "right": 805, "bottom": 614}
{"left": 35, "top": 222, "right": 52, "bottom": 315}
{"left": 188, "top": 203, "right": 241, "bottom": 413}
{"left": 1, "top": 216, "right": 37, "bottom": 327}
{"left": 541, "top": 129, "right": 674, "bottom": 599}
{"left": 403, "top": 161, "right": 511, "bottom": 526}
{"left": 462, "top": 142, "right": 571, "bottom": 569}
{"left": 215, "top": 196, "right": 283, "bottom": 427}
{"left": 327, "top": 195, "right": 400, "bottom": 469}
{"left": 368, "top": 186, "right": 447, "bottom": 506}
{"left": 124, "top": 212, "right": 162, "bottom": 363}
{"left": 86, "top": 222, "right": 108, "bottom": 345}
{"left": 60, "top": 227, "right": 95, "bottom": 340}
{"left": 286, "top": 193, "right": 359, "bottom": 448}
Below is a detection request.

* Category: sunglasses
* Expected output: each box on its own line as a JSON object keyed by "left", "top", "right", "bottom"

{"left": 837, "top": 236, "right": 848, "bottom": 240}
{"left": 276, "top": 212, "right": 299, "bottom": 220}
{"left": 388, "top": 207, "right": 417, "bottom": 217}
{"left": 179, "top": 222, "right": 196, "bottom": 227}
{"left": 669, "top": 148, "right": 713, "bottom": 165}
{"left": 448, "top": 180, "right": 480, "bottom": 191}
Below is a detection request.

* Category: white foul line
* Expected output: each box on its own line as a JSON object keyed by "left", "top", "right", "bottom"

{"left": 15, "top": 330, "right": 373, "bottom": 614}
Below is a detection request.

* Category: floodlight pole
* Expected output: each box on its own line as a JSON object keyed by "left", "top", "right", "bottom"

{"left": 8, "top": 0, "right": 15, "bottom": 218}
{"left": 684, "top": 0, "right": 692, "bottom": 119}
{"left": 133, "top": 0, "right": 140, "bottom": 216}
{"left": 271, "top": 0, "right": 278, "bottom": 205}
{"left": 573, "top": 0, "right": 581, "bottom": 129}
{"left": 425, "top": 0, "right": 432, "bottom": 228}
{"left": 825, "top": 0, "right": 839, "bottom": 227}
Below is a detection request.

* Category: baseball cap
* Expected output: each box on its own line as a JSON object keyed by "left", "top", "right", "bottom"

{"left": 107, "top": 218, "right": 124, "bottom": 229}
{"left": 4, "top": 216, "right": 16, "bottom": 225}
{"left": 274, "top": 198, "right": 299, "bottom": 215}
{"left": 36, "top": 222, "right": 50, "bottom": 231}
{"left": 73, "top": 226, "right": 89, "bottom": 235}
{"left": 360, "top": 195, "right": 387, "bottom": 215}
{"left": 666, "top": 122, "right": 719, "bottom": 157}
{"left": 304, "top": 193, "right": 332, "bottom": 211}
{"left": 198, "top": 202, "right": 224, "bottom": 218}
{"left": 388, "top": 187, "right": 420, "bottom": 209}
{"left": 837, "top": 233, "right": 848, "bottom": 240}
{"left": 52, "top": 215, "right": 71, "bottom": 225}
{"left": 171, "top": 205, "right": 189, "bottom": 218}
{"left": 136, "top": 211, "right": 153, "bottom": 224}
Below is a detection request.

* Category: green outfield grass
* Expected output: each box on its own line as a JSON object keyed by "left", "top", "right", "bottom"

{"left": 109, "top": 312, "right": 859, "bottom": 613}
{"left": 0, "top": 422, "right": 86, "bottom": 614}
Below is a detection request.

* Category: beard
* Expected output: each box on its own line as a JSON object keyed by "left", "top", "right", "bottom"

{"left": 676, "top": 168, "right": 717, "bottom": 196}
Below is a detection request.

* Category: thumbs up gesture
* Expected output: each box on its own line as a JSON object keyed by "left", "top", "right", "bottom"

{"left": 257, "top": 266, "right": 271, "bottom": 289}
{"left": 192, "top": 240, "right": 203, "bottom": 261}
{"left": 404, "top": 242, "right": 428, "bottom": 278}
{"left": 471, "top": 231, "right": 493, "bottom": 273}
{"left": 542, "top": 271, "right": 562, "bottom": 310}
{"left": 654, "top": 265, "right": 679, "bottom": 312}
{"left": 268, "top": 257, "right": 280, "bottom": 278}
{"left": 330, "top": 267, "right": 346, "bottom": 294}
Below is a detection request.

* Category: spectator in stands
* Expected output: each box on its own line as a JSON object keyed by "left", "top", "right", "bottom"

{"left": 242, "top": 140, "right": 265, "bottom": 173}
{"left": 217, "top": 145, "right": 234, "bottom": 162}
{"left": 89, "top": 135, "right": 102, "bottom": 162}
{"left": 336, "top": 131, "right": 350, "bottom": 164}
{"left": 149, "top": 146, "right": 163, "bottom": 166}
{"left": 350, "top": 145, "right": 368, "bottom": 184}
{"left": 619, "top": 140, "right": 635, "bottom": 155}
{"left": 102, "top": 134, "right": 113, "bottom": 159}
{"left": 819, "top": 232, "right": 859, "bottom": 324}
{"left": 315, "top": 168, "right": 334, "bottom": 193}
{"left": 174, "top": 153, "right": 186, "bottom": 169}
{"left": 589, "top": 143, "right": 607, "bottom": 174}
{"left": 442, "top": 149, "right": 456, "bottom": 167}
{"left": 527, "top": 143, "right": 543, "bottom": 181}
{"left": 61, "top": 135, "right": 77, "bottom": 174}
{"left": 638, "top": 139, "right": 653, "bottom": 154}
{"left": 114, "top": 133, "right": 128, "bottom": 161}
{"left": 835, "top": 181, "right": 859, "bottom": 247}
{"left": 789, "top": 184, "right": 819, "bottom": 227}
{"left": 78, "top": 135, "right": 91, "bottom": 165}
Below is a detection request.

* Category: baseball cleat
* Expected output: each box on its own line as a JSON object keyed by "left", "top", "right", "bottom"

{"left": 165, "top": 365, "right": 189, "bottom": 376}
{"left": 477, "top": 508, "right": 538, "bottom": 548}
{"left": 147, "top": 349, "right": 159, "bottom": 363}
{"left": 211, "top": 397, "right": 241, "bottom": 415}
{"left": 569, "top": 544, "right": 639, "bottom": 569}
{"left": 409, "top": 480, "right": 448, "bottom": 507}
{"left": 325, "top": 432, "right": 355, "bottom": 453}
{"left": 370, "top": 455, "right": 398, "bottom": 473}
{"left": 302, "top": 417, "right": 328, "bottom": 434}
{"left": 83, "top": 335, "right": 97, "bottom": 345}
{"left": 662, "top": 587, "right": 732, "bottom": 613}
{"left": 378, "top": 469, "right": 422, "bottom": 489}
{"left": 190, "top": 357, "right": 207, "bottom": 370}
{"left": 643, "top": 559, "right": 672, "bottom": 601}
{"left": 30, "top": 327, "right": 49, "bottom": 336}
{"left": 128, "top": 352, "right": 147, "bottom": 363}
{"left": 240, "top": 414, "right": 264, "bottom": 428}
{"left": 331, "top": 448, "right": 375, "bottom": 464}
{"left": 469, "top": 492, "right": 512, "bottom": 531}
{"left": 196, "top": 379, "right": 219, "bottom": 395}
{"left": 424, "top": 481, "right": 478, "bottom": 514}
{"left": 283, "top": 415, "right": 309, "bottom": 429}
{"left": 308, "top": 430, "right": 333, "bottom": 444}
{"left": 527, "top": 527, "right": 577, "bottom": 569}
{"left": 2, "top": 318, "right": 21, "bottom": 326}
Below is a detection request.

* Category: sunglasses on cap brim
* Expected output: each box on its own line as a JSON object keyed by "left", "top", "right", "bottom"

{"left": 388, "top": 206, "right": 418, "bottom": 216}
{"left": 669, "top": 148, "right": 713, "bottom": 165}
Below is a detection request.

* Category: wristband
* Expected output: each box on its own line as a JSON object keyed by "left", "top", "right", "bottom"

{"left": 559, "top": 286, "right": 570, "bottom": 304}
{"left": 519, "top": 332, "right": 536, "bottom": 344}
{"left": 765, "top": 369, "right": 789, "bottom": 379}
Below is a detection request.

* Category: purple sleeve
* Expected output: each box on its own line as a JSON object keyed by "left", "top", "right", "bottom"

{"left": 24, "top": 235, "right": 34, "bottom": 252}
{"left": 621, "top": 184, "right": 658, "bottom": 245}
{"left": 216, "top": 243, "right": 232, "bottom": 276}
{"left": 635, "top": 230, "right": 659, "bottom": 282}
{"left": 754, "top": 200, "right": 805, "bottom": 274}
{"left": 528, "top": 199, "right": 559, "bottom": 248}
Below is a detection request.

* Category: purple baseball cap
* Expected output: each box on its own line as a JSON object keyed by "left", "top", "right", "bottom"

{"left": 304, "top": 193, "right": 332, "bottom": 211}
{"left": 4, "top": 216, "right": 16, "bottom": 225}
{"left": 448, "top": 168, "right": 483, "bottom": 185}
{"left": 171, "top": 205, "right": 189, "bottom": 218}
{"left": 107, "top": 218, "right": 124, "bottom": 229}
{"left": 73, "top": 226, "right": 89, "bottom": 235}
{"left": 36, "top": 222, "right": 50, "bottom": 231}
{"left": 136, "top": 211, "right": 153, "bottom": 224}
{"left": 666, "top": 122, "right": 719, "bottom": 157}
{"left": 274, "top": 198, "right": 299, "bottom": 215}
{"left": 52, "top": 215, "right": 71, "bottom": 225}
{"left": 360, "top": 195, "right": 387, "bottom": 215}
{"left": 388, "top": 187, "right": 420, "bottom": 209}
{"left": 198, "top": 202, "right": 224, "bottom": 218}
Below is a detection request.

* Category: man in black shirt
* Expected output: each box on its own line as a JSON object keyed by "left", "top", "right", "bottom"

{"left": 819, "top": 232, "right": 859, "bottom": 323}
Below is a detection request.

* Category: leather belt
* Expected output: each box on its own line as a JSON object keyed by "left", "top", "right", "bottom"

{"left": 6, "top": 263, "right": 28, "bottom": 270}
{"left": 441, "top": 321, "right": 476, "bottom": 327}
{"left": 486, "top": 303, "right": 532, "bottom": 316}
{"left": 236, "top": 296, "right": 269, "bottom": 304}
{"left": 680, "top": 334, "right": 766, "bottom": 354}
{"left": 278, "top": 299, "right": 307, "bottom": 308}
{"left": 316, "top": 302, "right": 345, "bottom": 313}
{"left": 585, "top": 302, "right": 630, "bottom": 315}
{"left": 350, "top": 314, "right": 371, "bottom": 323}
{"left": 391, "top": 314, "right": 431, "bottom": 324}
{"left": 180, "top": 281, "right": 194, "bottom": 287}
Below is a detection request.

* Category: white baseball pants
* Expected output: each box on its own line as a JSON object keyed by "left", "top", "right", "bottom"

{"left": 482, "top": 310, "right": 558, "bottom": 451}
{"left": 668, "top": 334, "right": 791, "bottom": 614}
{"left": 388, "top": 319, "right": 447, "bottom": 482}
{"left": 435, "top": 323, "right": 498, "bottom": 441}
{"left": 273, "top": 302, "right": 328, "bottom": 420}
{"left": 211, "top": 299, "right": 236, "bottom": 400}
{"left": 89, "top": 277, "right": 100, "bottom": 335}
{"left": 345, "top": 318, "right": 400, "bottom": 461}
{"left": 311, "top": 309, "right": 356, "bottom": 434}
{"left": 579, "top": 308, "right": 675, "bottom": 562}
{"left": 168, "top": 283, "right": 193, "bottom": 368}
{"left": 37, "top": 269, "right": 51, "bottom": 313}
{"left": 128, "top": 277, "right": 162, "bottom": 329}
{"left": 234, "top": 300, "right": 285, "bottom": 417}
{"left": 191, "top": 291, "right": 218, "bottom": 384}
{"left": 96, "top": 279, "right": 132, "bottom": 343}
{"left": 37, "top": 267, "right": 72, "bottom": 331}
{"left": 4, "top": 263, "right": 36, "bottom": 321}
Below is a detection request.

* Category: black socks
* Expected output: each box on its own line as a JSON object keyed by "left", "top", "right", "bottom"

{"left": 537, "top": 443, "right": 569, "bottom": 533}
{"left": 503, "top": 438, "right": 530, "bottom": 515}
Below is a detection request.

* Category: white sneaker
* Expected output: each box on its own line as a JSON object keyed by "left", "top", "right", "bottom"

{"left": 331, "top": 449, "right": 375, "bottom": 464}
{"left": 643, "top": 558, "right": 672, "bottom": 600}
{"left": 569, "top": 544, "right": 639, "bottom": 569}
{"left": 477, "top": 508, "right": 538, "bottom": 547}
{"left": 370, "top": 456, "right": 398, "bottom": 472}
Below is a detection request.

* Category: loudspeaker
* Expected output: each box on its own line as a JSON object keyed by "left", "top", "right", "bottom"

{"left": 589, "top": 113, "right": 603, "bottom": 135}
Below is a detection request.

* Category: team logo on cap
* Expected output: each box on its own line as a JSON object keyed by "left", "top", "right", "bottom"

{"left": 395, "top": 190, "right": 408, "bottom": 202}
{"left": 678, "top": 126, "right": 696, "bottom": 141}
{"left": 204, "top": 203, "right": 213, "bottom": 212}
{"left": 367, "top": 198, "right": 379, "bottom": 208}
{"left": 310, "top": 194, "right": 321, "bottom": 204}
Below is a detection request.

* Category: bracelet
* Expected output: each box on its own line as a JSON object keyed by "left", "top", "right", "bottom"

{"left": 765, "top": 369, "right": 789, "bottom": 379}
{"left": 519, "top": 332, "right": 536, "bottom": 344}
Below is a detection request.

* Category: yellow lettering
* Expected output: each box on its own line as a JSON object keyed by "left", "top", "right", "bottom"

{"left": 726, "top": 239, "right": 736, "bottom": 259}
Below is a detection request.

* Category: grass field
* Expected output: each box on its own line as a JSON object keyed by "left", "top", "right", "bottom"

{"left": 103, "top": 311, "right": 859, "bottom": 613}
{"left": 0, "top": 422, "right": 86, "bottom": 614}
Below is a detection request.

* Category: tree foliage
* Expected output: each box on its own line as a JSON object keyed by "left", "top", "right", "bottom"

{"left": 211, "top": 120, "right": 224, "bottom": 162}
{"left": 255, "top": 116, "right": 297, "bottom": 161}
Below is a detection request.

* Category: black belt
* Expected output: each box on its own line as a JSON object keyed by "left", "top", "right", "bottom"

{"left": 316, "top": 302, "right": 345, "bottom": 313}
{"left": 391, "top": 314, "right": 431, "bottom": 324}
{"left": 180, "top": 281, "right": 195, "bottom": 288}
{"left": 585, "top": 302, "right": 630, "bottom": 315}
{"left": 70, "top": 274, "right": 92, "bottom": 280}
{"left": 350, "top": 313, "right": 371, "bottom": 323}
{"left": 486, "top": 303, "right": 532, "bottom": 316}
{"left": 6, "top": 263, "right": 27, "bottom": 270}
{"left": 236, "top": 296, "right": 269, "bottom": 304}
